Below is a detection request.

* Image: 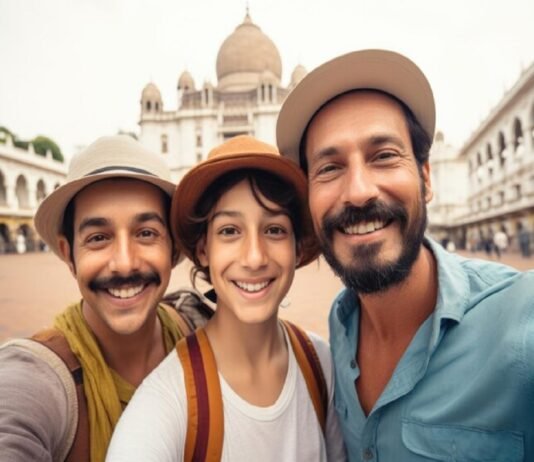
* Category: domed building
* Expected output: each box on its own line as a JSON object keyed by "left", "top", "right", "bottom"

{"left": 138, "top": 11, "right": 306, "bottom": 180}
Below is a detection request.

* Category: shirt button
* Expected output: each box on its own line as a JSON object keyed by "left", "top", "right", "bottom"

{"left": 363, "top": 448, "right": 374, "bottom": 460}
{"left": 350, "top": 359, "right": 357, "bottom": 369}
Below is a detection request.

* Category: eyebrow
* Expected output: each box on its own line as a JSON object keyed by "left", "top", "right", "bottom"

{"left": 367, "top": 134, "right": 406, "bottom": 150}
{"left": 311, "top": 134, "right": 407, "bottom": 163}
{"left": 210, "top": 208, "right": 287, "bottom": 221}
{"left": 77, "top": 212, "right": 165, "bottom": 234}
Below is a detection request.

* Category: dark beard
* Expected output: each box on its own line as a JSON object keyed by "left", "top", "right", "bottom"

{"left": 319, "top": 198, "right": 427, "bottom": 294}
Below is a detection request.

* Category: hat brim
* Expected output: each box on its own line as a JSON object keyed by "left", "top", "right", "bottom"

{"left": 34, "top": 172, "right": 176, "bottom": 260}
{"left": 171, "top": 152, "right": 320, "bottom": 268}
{"left": 277, "top": 49, "right": 435, "bottom": 165}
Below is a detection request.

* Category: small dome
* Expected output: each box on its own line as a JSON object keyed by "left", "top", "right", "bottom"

{"left": 216, "top": 12, "right": 282, "bottom": 91}
{"left": 141, "top": 82, "right": 161, "bottom": 100}
{"left": 290, "top": 64, "right": 307, "bottom": 87}
{"left": 435, "top": 131, "right": 444, "bottom": 143}
{"left": 178, "top": 70, "right": 195, "bottom": 92}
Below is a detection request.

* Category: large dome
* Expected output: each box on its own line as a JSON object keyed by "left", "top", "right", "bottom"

{"left": 216, "top": 13, "right": 282, "bottom": 91}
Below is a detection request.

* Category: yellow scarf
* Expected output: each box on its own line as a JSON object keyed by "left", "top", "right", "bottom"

{"left": 54, "top": 301, "right": 183, "bottom": 462}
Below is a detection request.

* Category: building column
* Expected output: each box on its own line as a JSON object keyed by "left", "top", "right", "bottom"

{"left": 4, "top": 177, "right": 16, "bottom": 209}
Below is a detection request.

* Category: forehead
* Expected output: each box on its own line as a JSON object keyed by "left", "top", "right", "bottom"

{"left": 213, "top": 179, "right": 279, "bottom": 212}
{"left": 305, "top": 90, "right": 409, "bottom": 144}
{"left": 73, "top": 178, "right": 167, "bottom": 221}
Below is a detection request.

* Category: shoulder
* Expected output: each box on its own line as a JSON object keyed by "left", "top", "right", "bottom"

{"left": 0, "top": 340, "right": 72, "bottom": 460}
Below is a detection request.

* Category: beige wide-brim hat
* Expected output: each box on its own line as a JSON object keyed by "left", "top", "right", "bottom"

{"left": 34, "top": 135, "right": 176, "bottom": 259}
{"left": 277, "top": 49, "right": 436, "bottom": 165}
{"left": 171, "top": 135, "right": 320, "bottom": 268}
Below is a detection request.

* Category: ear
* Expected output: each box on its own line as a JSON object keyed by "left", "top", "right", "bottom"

{"left": 196, "top": 236, "right": 209, "bottom": 267}
{"left": 421, "top": 161, "right": 433, "bottom": 203}
{"left": 58, "top": 236, "right": 76, "bottom": 276}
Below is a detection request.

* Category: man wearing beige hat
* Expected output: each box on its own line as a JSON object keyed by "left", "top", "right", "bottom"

{"left": 0, "top": 135, "right": 209, "bottom": 462}
{"left": 277, "top": 50, "right": 534, "bottom": 460}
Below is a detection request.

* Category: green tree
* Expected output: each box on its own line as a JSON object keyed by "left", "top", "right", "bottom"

{"left": 31, "top": 136, "right": 64, "bottom": 162}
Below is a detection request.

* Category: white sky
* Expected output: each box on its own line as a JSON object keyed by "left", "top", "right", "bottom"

{"left": 1, "top": 0, "right": 533, "bottom": 159}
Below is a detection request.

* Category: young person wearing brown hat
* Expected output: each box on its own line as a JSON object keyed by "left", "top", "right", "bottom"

{"left": 276, "top": 50, "right": 534, "bottom": 460}
{"left": 0, "top": 135, "right": 210, "bottom": 462}
{"left": 106, "top": 135, "right": 346, "bottom": 461}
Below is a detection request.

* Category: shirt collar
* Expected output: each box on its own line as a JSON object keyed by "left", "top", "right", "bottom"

{"left": 332, "top": 237, "right": 471, "bottom": 338}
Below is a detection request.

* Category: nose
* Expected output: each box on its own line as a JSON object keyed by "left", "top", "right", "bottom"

{"left": 240, "top": 233, "right": 268, "bottom": 270}
{"left": 108, "top": 233, "right": 140, "bottom": 274}
{"left": 341, "top": 162, "right": 379, "bottom": 208}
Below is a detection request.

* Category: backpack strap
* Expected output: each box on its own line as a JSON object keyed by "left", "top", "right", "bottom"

{"left": 32, "top": 329, "right": 90, "bottom": 462}
{"left": 281, "top": 320, "right": 328, "bottom": 436}
{"left": 176, "top": 328, "right": 224, "bottom": 462}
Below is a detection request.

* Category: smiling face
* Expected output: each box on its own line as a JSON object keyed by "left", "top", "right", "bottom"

{"left": 196, "top": 179, "right": 298, "bottom": 325}
{"left": 304, "top": 91, "right": 432, "bottom": 293}
{"left": 59, "top": 178, "right": 173, "bottom": 336}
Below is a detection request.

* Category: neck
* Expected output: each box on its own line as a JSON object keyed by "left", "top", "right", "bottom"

{"left": 82, "top": 302, "right": 165, "bottom": 386}
{"left": 357, "top": 244, "right": 438, "bottom": 342}
{"left": 204, "top": 306, "right": 289, "bottom": 406}
{"left": 205, "top": 310, "right": 286, "bottom": 369}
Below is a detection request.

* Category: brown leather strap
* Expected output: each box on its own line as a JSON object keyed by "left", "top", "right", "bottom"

{"left": 176, "top": 328, "right": 224, "bottom": 462}
{"left": 282, "top": 320, "right": 328, "bottom": 436}
{"left": 32, "top": 328, "right": 89, "bottom": 462}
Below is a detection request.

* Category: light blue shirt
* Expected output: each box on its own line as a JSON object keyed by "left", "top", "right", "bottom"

{"left": 329, "top": 239, "right": 534, "bottom": 461}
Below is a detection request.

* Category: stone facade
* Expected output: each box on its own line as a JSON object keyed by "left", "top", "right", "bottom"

{"left": 0, "top": 134, "right": 67, "bottom": 252}
{"left": 138, "top": 12, "right": 305, "bottom": 182}
{"left": 437, "top": 62, "right": 534, "bottom": 251}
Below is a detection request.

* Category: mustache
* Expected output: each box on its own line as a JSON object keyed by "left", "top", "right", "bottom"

{"left": 322, "top": 200, "right": 408, "bottom": 239}
{"left": 89, "top": 271, "right": 161, "bottom": 292}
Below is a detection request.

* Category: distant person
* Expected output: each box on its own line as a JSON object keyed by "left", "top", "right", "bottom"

{"left": 0, "top": 136, "right": 211, "bottom": 461}
{"left": 445, "top": 240, "right": 456, "bottom": 252}
{"left": 277, "top": 49, "right": 534, "bottom": 460}
{"left": 493, "top": 228, "right": 508, "bottom": 259}
{"left": 15, "top": 232, "right": 26, "bottom": 254}
{"left": 107, "top": 136, "right": 346, "bottom": 461}
{"left": 517, "top": 222, "right": 531, "bottom": 258}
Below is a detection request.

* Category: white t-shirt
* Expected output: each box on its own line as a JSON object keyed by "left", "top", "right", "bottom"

{"left": 106, "top": 329, "right": 346, "bottom": 462}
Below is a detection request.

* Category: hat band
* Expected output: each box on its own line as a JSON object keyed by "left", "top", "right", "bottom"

{"left": 86, "top": 166, "right": 155, "bottom": 176}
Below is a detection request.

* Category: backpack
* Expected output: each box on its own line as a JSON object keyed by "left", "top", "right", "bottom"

{"left": 176, "top": 320, "right": 328, "bottom": 462}
{"left": 10, "top": 296, "right": 208, "bottom": 461}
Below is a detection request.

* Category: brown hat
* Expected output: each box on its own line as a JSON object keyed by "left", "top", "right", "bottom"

{"left": 277, "top": 49, "right": 436, "bottom": 166}
{"left": 171, "top": 135, "right": 319, "bottom": 267}
{"left": 34, "top": 135, "right": 177, "bottom": 259}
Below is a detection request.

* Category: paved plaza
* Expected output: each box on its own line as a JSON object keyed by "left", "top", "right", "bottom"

{"left": 1, "top": 248, "right": 532, "bottom": 343}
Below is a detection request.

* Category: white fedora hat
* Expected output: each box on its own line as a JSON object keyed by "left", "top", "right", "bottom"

{"left": 34, "top": 135, "right": 176, "bottom": 258}
{"left": 276, "top": 49, "right": 435, "bottom": 165}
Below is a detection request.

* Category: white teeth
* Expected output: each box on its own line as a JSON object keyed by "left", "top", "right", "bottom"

{"left": 235, "top": 280, "right": 270, "bottom": 293}
{"left": 108, "top": 284, "right": 144, "bottom": 299}
{"left": 343, "top": 220, "right": 386, "bottom": 235}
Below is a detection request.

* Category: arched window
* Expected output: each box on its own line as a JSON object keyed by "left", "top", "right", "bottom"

{"left": 498, "top": 132, "right": 506, "bottom": 166}
{"left": 15, "top": 175, "right": 30, "bottom": 209}
{"left": 36, "top": 179, "right": 47, "bottom": 203}
{"left": 513, "top": 117, "right": 524, "bottom": 154}
{"left": 155, "top": 102, "right": 160, "bottom": 112}
{"left": 146, "top": 101, "right": 152, "bottom": 111}
{"left": 486, "top": 143, "right": 493, "bottom": 161}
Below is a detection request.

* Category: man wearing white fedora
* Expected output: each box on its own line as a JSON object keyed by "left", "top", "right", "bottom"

{"left": 277, "top": 50, "right": 534, "bottom": 460}
{"left": 0, "top": 135, "right": 210, "bottom": 461}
